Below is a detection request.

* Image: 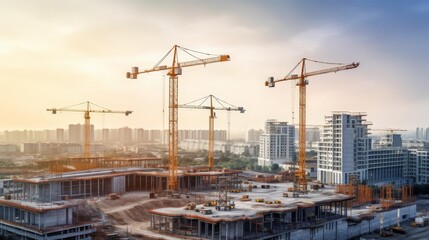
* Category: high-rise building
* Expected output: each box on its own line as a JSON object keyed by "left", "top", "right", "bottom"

{"left": 101, "top": 128, "right": 109, "bottom": 143}
{"left": 408, "top": 149, "right": 429, "bottom": 184}
{"left": 56, "top": 128, "right": 65, "bottom": 143}
{"left": 317, "top": 112, "right": 371, "bottom": 184}
{"left": 306, "top": 128, "right": 321, "bottom": 142}
{"left": 425, "top": 128, "right": 429, "bottom": 141}
{"left": 68, "top": 124, "right": 82, "bottom": 143}
{"left": 68, "top": 124, "right": 94, "bottom": 144}
{"left": 258, "top": 120, "right": 295, "bottom": 167}
{"left": 416, "top": 127, "right": 420, "bottom": 140}
{"left": 318, "top": 112, "right": 410, "bottom": 185}
{"left": 378, "top": 134, "right": 402, "bottom": 148}
{"left": 247, "top": 129, "right": 264, "bottom": 143}
{"left": 135, "top": 128, "right": 145, "bottom": 143}
{"left": 119, "top": 127, "right": 132, "bottom": 145}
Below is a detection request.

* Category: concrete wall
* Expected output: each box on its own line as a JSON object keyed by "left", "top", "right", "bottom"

{"left": 220, "top": 221, "right": 243, "bottom": 240}
{"left": 279, "top": 205, "right": 416, "bottom": 240}
{"left": 112, "top": 176, "right": 125, "bottom": 193}
{"left": 39, "top": 182, "right": 61, "bottom": 202}
{"left": 41, "top": 208, "right": 70, "bottom": 228}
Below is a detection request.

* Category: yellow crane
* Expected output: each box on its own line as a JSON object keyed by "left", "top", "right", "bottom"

{"left": 179, "top": 95, "right": 245, "bottom": 170}
{"left": 47, "top": 101, "right": 132, "bottom": 158}
{"left": 371, "top": 128, "right": 406, "bottom": 134}
{"left": 265, "top": 58, "right": 359, "bottom": 192}
{"left": 126, "top": 45, "right": 230, "bottom": 191}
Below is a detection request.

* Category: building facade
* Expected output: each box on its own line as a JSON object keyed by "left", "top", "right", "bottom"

{"left": 317, "top": 112, "right": 417, "bottom": 185}
{"left": 408, "top": 149, "right": 429, "bottom": 184}
{"left": 317, "top": 112, "right": 371, "bottom": 184}
{"left": 258, "top": 120, "right": 295, "bottom": 167}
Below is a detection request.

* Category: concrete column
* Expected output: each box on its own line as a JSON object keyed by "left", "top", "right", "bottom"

{"left": 198, "top": 220, "right": 201, "bottom": 236}
{"left": 151, "top": 215, "right": 153, "bottom": 229}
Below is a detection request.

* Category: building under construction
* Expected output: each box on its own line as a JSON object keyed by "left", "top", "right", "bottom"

{"left": 149, "top": 182, "right": 416, "bottom": 240}
{"left": 0, "top": 157, "right": 245, "bottom": 239}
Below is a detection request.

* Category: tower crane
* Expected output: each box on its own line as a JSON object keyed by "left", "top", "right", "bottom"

{"left": 266, "top": 58, "right": 359, "bottom": 192}
{"left": 47, "top": 101, "right": 132, "bottom": 158}
{"left": 371, "top": 128, "right": 406, "bottom": 134}
{"left": 179, "top": 95, "right": 245, "bottom": 170}
{"left": 126, "top": 45, "right": 230, "bottom": 191}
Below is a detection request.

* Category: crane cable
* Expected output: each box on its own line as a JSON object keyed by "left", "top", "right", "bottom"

{"left": 152, "top": 45, "right": 220, "bottom": 70}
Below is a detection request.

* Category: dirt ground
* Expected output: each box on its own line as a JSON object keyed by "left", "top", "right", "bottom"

{"left": 88, "top": 191, "right": 205, "bottom": 239}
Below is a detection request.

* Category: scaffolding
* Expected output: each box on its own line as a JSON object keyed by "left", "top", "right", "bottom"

{"left": 336, "top": 184, "right": 373, "bottom": 207}
{"left": 380, "top": 185, "right": 394, "bottom": 209}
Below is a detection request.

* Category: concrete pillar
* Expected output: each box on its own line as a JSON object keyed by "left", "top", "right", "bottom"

{"left": 198, "top": 220, "right": 201, "bottom": 236}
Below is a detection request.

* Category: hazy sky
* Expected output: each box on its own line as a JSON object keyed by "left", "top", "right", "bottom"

{"left": 1, "top": 0, "right": 428, "bottom": 132}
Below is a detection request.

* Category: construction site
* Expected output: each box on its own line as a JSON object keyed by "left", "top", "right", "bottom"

{"left": 0, "top": 45, "right": 421, "bottom": 240}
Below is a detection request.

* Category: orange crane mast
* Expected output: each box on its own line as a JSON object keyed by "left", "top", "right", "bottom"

{"left": 47, "top": 101, "right": 132, "bottom": 158}
{"left": 266, "top": 58, "right": 359, "bottom": 192}
{"left": 179, "top": 95, "right": 245, "bottom": 170}
{"left": 126, "top": 45, "right": 230, "bottom": 191}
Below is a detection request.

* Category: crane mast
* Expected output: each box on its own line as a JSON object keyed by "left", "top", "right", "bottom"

{"left": 127, "top": 45, "right": 230, "bottom": 191}
{"left": 179, "top": 95, "right": 245, "bottom": 169}
{"left": 209, "top": 96, "right": 215, "bottom": 169}
{"left": 266, "top": 58, "right": 359, "bottom": 192}
{"left": 47, "top": 101, "right": 132, "bottom": 158}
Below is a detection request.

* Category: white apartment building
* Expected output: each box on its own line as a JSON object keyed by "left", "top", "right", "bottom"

{"left": 317, "top": 112, "right": 372, "bottom": 184}
{"left": 367, "top": 148, "right": 408, "bottom": 185}
{"left": 408, "top": 149, "right": 429, "bottom": 184}
{"left": 258, "top": 120, "right": 295, "bottom": 167}
{"left": 318, "top": 112, "right": 413, "bottom": 185}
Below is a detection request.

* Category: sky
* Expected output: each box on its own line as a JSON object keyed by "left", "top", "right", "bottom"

{"left": 1, "top": 0, "right": 429, "bottom": 134}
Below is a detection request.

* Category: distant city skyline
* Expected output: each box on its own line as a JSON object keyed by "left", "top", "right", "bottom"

{"left": 1, "top": 1, "right": 429, "bottom": 132}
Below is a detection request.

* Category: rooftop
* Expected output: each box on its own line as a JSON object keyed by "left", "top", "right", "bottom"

{"left": 150, "top": 182, "right": 354, "bottom": 223}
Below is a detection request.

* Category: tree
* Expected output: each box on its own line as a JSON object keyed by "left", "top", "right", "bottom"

{"left": 271, "top": 163, "right": 280, "bottom": 173}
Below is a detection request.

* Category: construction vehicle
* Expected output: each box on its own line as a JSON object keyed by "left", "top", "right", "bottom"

{"left": 266, "top": 58, "right": 359, "bottom": 193}
{"left": 255, "top": 198, "right": 264, "bottom": 203}
{"left": 240, "top": 195, "right": 251, "bottom": 201}
{"left": 392, "top": 226, "right": 406, "bottom": 234}
{"left": 179, "top": 95, "right": 244, "bottom": 170}
{"left": 215, "top": 201, "right": 235, "bottom": 211}
{"left": 199, "top": 208, "right": 213, "bottom": 215}
{"left": 127, "top": 45, "right": 230, "bottom": 191}
{"left": 185, "top": 202, "right": 196, "bottom": 210}
{"left": 203, "top": 201, "right": 218, "bottom": 207}
{"left": 47, "top": 101, "right": 132, "bottom": 158}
